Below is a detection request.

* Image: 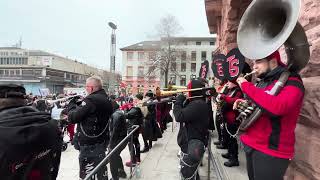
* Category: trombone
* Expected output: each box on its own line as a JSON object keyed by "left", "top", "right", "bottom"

{"left": 155, "top": 86, "right": 215, "bottom": 97}
{"left": 46, "top": 95, "right": 82, "bottom": 105}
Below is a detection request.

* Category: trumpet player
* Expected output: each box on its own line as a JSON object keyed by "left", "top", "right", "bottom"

{"left": 234, "top": 51, "right": 305, "bottom": 180}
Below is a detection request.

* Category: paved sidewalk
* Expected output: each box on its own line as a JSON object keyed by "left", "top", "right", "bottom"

{"left": 130, "top": 124, "right": 218, "bottom": 180}
{"left": 210, "top": 132, "right": 248, "bottom": 180}
{"left": 57, "top": 123, "right": 220, "bottom": 180}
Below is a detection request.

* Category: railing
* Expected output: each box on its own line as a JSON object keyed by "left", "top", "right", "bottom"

{"left": 84, "top": 125, "right": 140, "bottom": 180}
{"left": 207, "top": 131, "right": 223, "bottom": 180}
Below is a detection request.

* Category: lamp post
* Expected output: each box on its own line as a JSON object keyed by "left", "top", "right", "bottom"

{"left": 108, "top": 22, "right": 117, "bottom": 94}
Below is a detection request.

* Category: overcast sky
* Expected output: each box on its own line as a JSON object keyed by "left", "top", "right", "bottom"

{"left": 0, "top": 0, "right": 213, "bottom": 72}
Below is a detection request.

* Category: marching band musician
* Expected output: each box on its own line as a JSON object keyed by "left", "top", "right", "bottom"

{"left": 234, "top": 51, "right": 305, "bottom": 180}
{"left": 218, "top": 80, "right": 243, "bottom": 167}
{"left": 124, "top": 94, "right": 144, "bottom": 167}
{"left": 218, "top": 63, "right": 251, "bottom": 167}
{"left": 214, "top": 79, "right": 228, "bottom": 150}
{"left": 68, "top": 76, "right": 113, "bottom": 180}
{"left": 173, "top": 78, "right": 212, "bottom": 180}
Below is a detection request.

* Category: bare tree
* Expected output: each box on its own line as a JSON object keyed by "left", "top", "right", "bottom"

{"left": 146, "top": 14, "right": 184, "bottom": 88}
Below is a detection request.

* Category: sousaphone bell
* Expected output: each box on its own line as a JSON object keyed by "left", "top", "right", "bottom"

{"left": 236, "top": 0, "right": 310, "bottom": 131}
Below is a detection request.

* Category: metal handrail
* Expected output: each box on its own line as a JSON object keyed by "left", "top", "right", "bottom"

{"left": 207, "top": 131, "right": 223, "bottom": 180}
{"left": 84, "top": 125, "right": 140, "bottom": 180}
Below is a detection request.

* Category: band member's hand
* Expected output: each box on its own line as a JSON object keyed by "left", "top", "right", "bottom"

{"left": 175, "top": 94, "right": 186, "bottom": 104}
{"left": 233, "top": 99, "right": 246, "bottom": 110}
{"left": 236, "top": 77, "right": 248, "bottom": 88}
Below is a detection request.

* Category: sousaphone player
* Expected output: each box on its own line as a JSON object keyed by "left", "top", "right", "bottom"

{"left": 234, "top": 0, "right": 310, "bottom": 179}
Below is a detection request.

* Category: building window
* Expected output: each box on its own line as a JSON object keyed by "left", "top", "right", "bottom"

{"left": 191, "top": 63, "right": 197, "bottom": 72}
{"left": 127, "top": 66, "right": 133, "bottom": 76}
{"left": 201, "top": 51, "right": 207, "bottom": 60}
{"left": 149, "top": 52, "right": 156, "bottom": 61}
{"left": 15, "top": 70, "right": 20, "bottom": 75}
{"left": 22, "top": 69, "right": 33, "bottom": 76}
{"left": 138, "top": 66, "right": 144, "bottom": 77}
{"left": 22, "top": 58, "right": 28, "bottom": 65}
{"left": 180, "top": 75, "right": 186, "bottom": 86}
{"left": 138, "top": 52, "right": 145, "bottom": 60}
{"left": 171, "top": 62, "right": 176, "bottom": 71}
{"left": 181, "top": 51, "right": 186, "bottom": 61}
{"left": 4, "top": 70, "right": 9, "bottom": 75}
{"left": 190, "top": 74, "right": 196, "bottom": 79}
{"left": 181, "top": 63, "right": 186, "bottom": 72}
{"left": 127, "top": 52, "right": 134, "bottom": 60}
{"left": 9, "top": 70, "right": 15, "bottom": 76}
{"left": 196, "top": 41, "right": 201, "bottom": 45}
{"left": 210, "top": 41, "right": 215, "bottom": 46}
{"left": 191, "top": 51, "right": 196, "bottom": 61}
{"left": 170, "top": 75, "right": 176, "bottom": 85}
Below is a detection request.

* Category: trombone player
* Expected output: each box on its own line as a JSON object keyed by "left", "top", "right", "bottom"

{"left": 173, "top": 78, "right": 215, "bottom": 180}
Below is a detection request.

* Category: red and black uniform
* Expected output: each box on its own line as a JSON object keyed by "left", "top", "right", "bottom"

{"left": 239, "top": 66, "right": 304, "bottom": 180}
{"left": 220, "top": 86, "right": 243, "bottom": 166}
{"left": 214, "top": 83, "right": 228, "bottom": 147}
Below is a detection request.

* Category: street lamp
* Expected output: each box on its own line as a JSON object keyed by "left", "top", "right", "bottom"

{"left": 108, "top": 22, "right": 117, "bottom": 73}
{"left": 108, "top": 22, "right": 117, "bottom": 94}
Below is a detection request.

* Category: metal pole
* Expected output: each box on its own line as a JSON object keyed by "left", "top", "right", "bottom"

{"left": 208, "top": 132, "right": 211, "bottom": 180}
{"left": 110, "top": 29, "right": 116, "bottom": 94}
{"left": 130, "top": 132, "right": 133, "bottom": 178}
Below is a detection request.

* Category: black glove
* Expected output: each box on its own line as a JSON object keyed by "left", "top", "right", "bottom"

{"left": 67, "top": 97, "right": 79, "bottom": 112}
{"left": 206, "top": 88, "right": 218, "bottom": 97}
{"left": 175, "top": 94, "right": 186, "bottom": 104}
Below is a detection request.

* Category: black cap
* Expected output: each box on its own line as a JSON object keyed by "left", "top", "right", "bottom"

{"left": 0, "top": 84, "right": 26, "bottom": 98}
{"left": 135, "top": 93, "right": 143, "bottom": 100}
{"left": 145, "top": 90, "right": 154, "bottom": 98}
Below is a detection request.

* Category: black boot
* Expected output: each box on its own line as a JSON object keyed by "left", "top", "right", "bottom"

{"left": 118, "top": 168, "right": 127, "bottom": 178}
{"left": 213, "top": 141, "right": 221, "bottom": 145}
{"left": 216, "top": 144, "right": 227, "bottom": 149}
{"left": 224, "top": 159, "right": 239, "bottom": 167}
{"left": 221, "top": 153, "right": 230, "bottom": 159}
{"left": 141, "top": 145, "right": 149, "bottom": 153}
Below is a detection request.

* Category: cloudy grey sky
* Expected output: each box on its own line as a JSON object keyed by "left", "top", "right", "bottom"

{"left": 0, "top": 0, "right": 213, "bottom": 72}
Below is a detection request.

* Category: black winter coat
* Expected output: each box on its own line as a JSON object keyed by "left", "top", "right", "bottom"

{"left": 125, "top": 107, "right": 143, "bottom": 137}
{"left": 173, "top": 98, "right": 209, "bottom": 143}
{"left": 0, "top": 106, "right": 62, "bottom": 180}
{"left": 109, "top": 110, "right": 127, "bottom": 149}
{"left": 68, "top": 89, "right": 113, "bottom": 146}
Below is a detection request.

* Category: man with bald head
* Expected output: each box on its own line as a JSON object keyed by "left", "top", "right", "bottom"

{"left": 68, "top": 76, "right": 113, "bottom": 180}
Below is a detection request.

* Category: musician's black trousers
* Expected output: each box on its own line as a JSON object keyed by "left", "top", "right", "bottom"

{"left": 110, "top": 141, "right": 127, "bottom": 180}
{"left": 128, "top": 135, "right": 140, "bottom": 163}
{"left": 224, "top": 123, "right": 239, "bottom": 160}
{"left": 244, "top": 145, "right": 290, "bottom": 180}
{"left": 215, "top": 115, "right": 223, "bottom": 144}
{"left": 180, "top": 139, "right": 205, "bottom": 180}
{"left": 79, "top": 142, "right": 108, "bottom": 180}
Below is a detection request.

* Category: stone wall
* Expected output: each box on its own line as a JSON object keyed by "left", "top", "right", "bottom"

{"left": 205, "top": 0, "right": 320, "bottom": 179}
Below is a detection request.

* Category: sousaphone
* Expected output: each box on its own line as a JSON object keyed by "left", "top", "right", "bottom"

{"left": 236, "top": 0, "right": 310, "bottom": 131}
